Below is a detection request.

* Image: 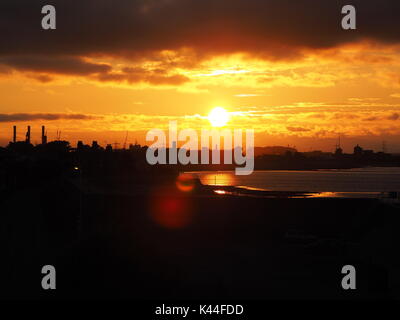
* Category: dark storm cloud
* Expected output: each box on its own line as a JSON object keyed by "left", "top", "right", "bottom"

{"left": 96, "top": 66, "right": 190, "bottom": 85}
{"left": 0, "top": 113, "right": 99, "bottom": 122}
{"left": 0, "top": 0, "right": 399, "bottom": 75}
{"left": 0, "top": 56, "right": 111, "bottom": 75}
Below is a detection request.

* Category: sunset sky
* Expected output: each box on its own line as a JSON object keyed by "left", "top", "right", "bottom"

{"left": 1, "top": 0, "right": 400, "bottom": 152}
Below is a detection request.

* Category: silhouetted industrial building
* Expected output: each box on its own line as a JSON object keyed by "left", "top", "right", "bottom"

{"left": 25, "top": 126, "right": 31, "bottom": 144}
{"left": 41, "top": 126, "right": 47, "bottom": 144}
{"left": 106, "top": 144, "right": 113, "bottom": 152}
{"left": 354, "top": 144, "right": 363, "bottom": 155}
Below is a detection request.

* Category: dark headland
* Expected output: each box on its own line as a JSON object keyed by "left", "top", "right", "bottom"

{"left": 1, "top": 139, "right": 399, "bottom": 300}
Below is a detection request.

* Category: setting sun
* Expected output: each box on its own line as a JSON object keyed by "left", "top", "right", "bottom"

{"left": 208, "top": 107, "right": 230, "bottom": 127}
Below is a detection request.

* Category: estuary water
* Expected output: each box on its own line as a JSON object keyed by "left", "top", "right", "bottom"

{"left": 191, "top": 167, "right": 400, "bottom": 193}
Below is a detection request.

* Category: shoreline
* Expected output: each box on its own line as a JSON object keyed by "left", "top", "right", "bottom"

{"left": 205, "top": 184, "right": 399, "bottom": 200}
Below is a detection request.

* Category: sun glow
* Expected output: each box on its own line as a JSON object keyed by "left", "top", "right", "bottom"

{"left": 208, "top": 107, "right": 230, "bottom": 127}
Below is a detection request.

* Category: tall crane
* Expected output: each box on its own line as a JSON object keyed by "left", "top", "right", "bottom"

{"left": 123, "top": 131, "right": 129, "bottom": 150}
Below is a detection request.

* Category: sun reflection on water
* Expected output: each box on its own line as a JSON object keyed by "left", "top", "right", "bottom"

{"left": 198, "top": 172, "right": 236, "bottom": 186}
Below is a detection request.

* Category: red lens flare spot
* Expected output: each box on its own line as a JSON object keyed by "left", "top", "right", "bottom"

{"left": 176, "top": 173, "right": 196, "bottom": 192}
{"left": 150, "top": 195, "right": 193, "bottom": 229}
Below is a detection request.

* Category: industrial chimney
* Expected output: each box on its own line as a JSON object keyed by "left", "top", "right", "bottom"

{"left": 41, "top": 126, "right": 47, "bottom": 144}
{"left": 13, "top": 125, "right": 16, "bottom": 143}
{"left": 26, "top": 126, "right": 31, "bottom": 144}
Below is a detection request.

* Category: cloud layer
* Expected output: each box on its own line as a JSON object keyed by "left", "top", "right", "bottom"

{"left": 0, "top": 113, "right": 98, "bottom": 122}
{"left": 1, "top": 0, "right": 400, "bottom": 81}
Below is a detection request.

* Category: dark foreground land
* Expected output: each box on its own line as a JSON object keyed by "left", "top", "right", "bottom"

{"left": 1, "top": 177, "right": 399, "bottom": 300}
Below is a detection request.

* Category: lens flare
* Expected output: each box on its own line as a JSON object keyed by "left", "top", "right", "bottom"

{"left": 150, "top": 196, "right": 193, "bottom": 229}
{"left": 176, "top": 173, "right": 196, "bottom": 192}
